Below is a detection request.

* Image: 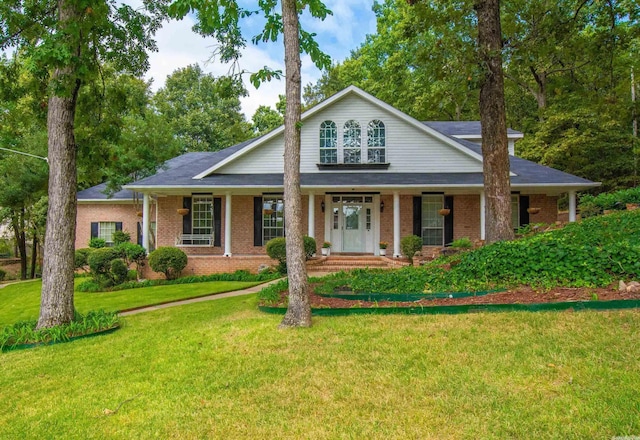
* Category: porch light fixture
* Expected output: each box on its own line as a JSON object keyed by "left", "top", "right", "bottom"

{"left": 380, "top": 201, "right": 385, "bottom": 213}
{"left": 321, "top": 200, "right": 325, "bottom": 212}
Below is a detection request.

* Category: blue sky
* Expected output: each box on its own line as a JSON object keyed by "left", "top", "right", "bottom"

{"left": 144, "top": 1, "right": 378, "bottom": 118}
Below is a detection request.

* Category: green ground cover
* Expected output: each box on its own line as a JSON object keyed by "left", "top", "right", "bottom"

{"left": 0, "top": 279, "right": 260, "bottom": 325}
{"left": 1, "top": 294, "right": 639, "bottom": 439}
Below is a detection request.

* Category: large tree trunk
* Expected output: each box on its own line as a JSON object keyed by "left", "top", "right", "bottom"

{"left": 475, "top": 0, "right": 513, "bottom": 244}
{"left": 37, "top": 0, "right": 82, "bottom": 328}
{"left": 279, "top": 0, "right": 311, "bottom": 328}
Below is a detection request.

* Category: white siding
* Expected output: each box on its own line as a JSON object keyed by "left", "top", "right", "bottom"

{"left": 217, "top": 94, "right": 483, "bottom": 174}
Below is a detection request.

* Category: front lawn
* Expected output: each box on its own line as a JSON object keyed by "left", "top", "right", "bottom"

{"left": 1, "top": 294, "right": 639, "bottom": 438}
{"left": 0, "top": 279, "right": 261, "bottom": 325}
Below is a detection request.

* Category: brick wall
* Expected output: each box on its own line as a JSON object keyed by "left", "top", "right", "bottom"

{"left": 140, "top": 255, "right": 275, "bottom": 279}
{"left": 76, "top": 203, "right": 142, "bottom": 249}
{"left": 529, "top": 194, "right": 559, "bottom": 224}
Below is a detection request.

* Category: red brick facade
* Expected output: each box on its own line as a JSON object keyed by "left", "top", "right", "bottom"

{"left": 77, "top": 192, "right": 559, "bottom": 275}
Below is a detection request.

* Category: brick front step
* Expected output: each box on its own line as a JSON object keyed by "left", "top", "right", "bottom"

{"left": 306, "top": 255, "right": 407, "bottom": 273}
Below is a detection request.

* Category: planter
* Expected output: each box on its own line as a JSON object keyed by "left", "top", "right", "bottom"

{"left": 438, "top": 208, "right": 450, "bottom": 216}
{"left": 321, "top": 248, "right": 331, "bottom": 256}
{"left": 177, "top": 208, "right": 189, "bottom": 216}
{"left": 136, "top": 211, "right": 143, "bottom": 217}
{"left": 626, "top": 203, "right": 639, "bottom": 211}
{"left": 263, "top": 209, "right": 274, "bottom": 215}
{"left": 379, "top": 249, "right": 387, "bottom": 256}
{"left": 527, "top": 207, "right": 541, "bottom": 215}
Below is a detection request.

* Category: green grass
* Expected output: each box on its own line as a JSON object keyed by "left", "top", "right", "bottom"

{"left": 0, "top": 295, "right": 639, "bottom": 438}
{"left": 0, "top": 279, "right": 261, "bottom": 325}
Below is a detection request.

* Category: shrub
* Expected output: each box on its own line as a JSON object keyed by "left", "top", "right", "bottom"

{"left": 110, "top": 259, "right": 128, "bottom": 285}
{"left": 0, "top": 268, "right": 5, "bottom": 282}
{"left": 450, "top": 237, "right": 473, "bottom": 248}
{"left": 115, "top": 242, "right": 146, "bottom": 269}
{"left": 148, "top": 247, "right": 188, "bottom": 280}
{"left": 266, "top": 236, "right": 316, "bottom": 274}
{"left": 87, "top": 248, "right": 120, "bottom": 276}
{"left": 400, "top": 235, "right": 423, "bottom": 263}
{"left": 89, "top": 237, "right": 106, "bottom": 249}
{"left": 74, "top": 248, "right": 93, "bottom": 270}
{"left": 112, "top": 230, "right": 131, "bottom": 245}
{"left": 266, "top": 237, "right": 287, "bottom": 273}
{"left": 579, "top": 186, "right": 640, "bottom": 217}
{"left": 127, "top": 270, "right": 138, "bottom": 281}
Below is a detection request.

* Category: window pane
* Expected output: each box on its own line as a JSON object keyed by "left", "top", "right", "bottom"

{"left": 343, "top": 120, "right": 361, "bottom": 164}
{"left": 320, "top": 121, "right": 337, "bottom": 164}
{"left": 367, "top": 120, "right": 386, "bottom": 163}
{"left": 263, "top": 196, "right": 285, "bottom": 245}
{"left": 421, "top": 195, "right": 444, "bottom": 246}
{"left": 192, "top": 196, "right": 213, "bottom": 236}
{"left": 99, "top": 222, "right": 116, "bottom": 244}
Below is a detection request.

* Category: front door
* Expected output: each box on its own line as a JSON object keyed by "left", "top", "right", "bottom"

{"left": 330, "top": 195, "right": 375, "bottom": 253}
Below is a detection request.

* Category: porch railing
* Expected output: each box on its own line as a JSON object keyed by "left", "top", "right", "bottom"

{"left": 176, "top": 234, "right": 215, "bottom": 246}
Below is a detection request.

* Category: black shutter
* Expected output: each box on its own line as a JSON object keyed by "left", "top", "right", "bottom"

{"left": 183, "top": 197, "right": 192, "bottom": 234}
{"left": 444, "top": 196, "right": 454, "bottom": 246}
{"left": 137, "top": 222, "right": 142, "bottom": 246}
{"left": 413, "top": 196, "right": 422, "bottom": 237}
{"left": 213, "top": 197, "right": 222, "bottom": 247}
{"left": 90, "top": 222, "right": 99, "bottom": 238}
{"left": 115, "top": 222, "right": 123, "bottom": 232}
{"left": 254, "top": 197, "right": 263, "bottom": 246}
{"left": 519, "top": 195, "right": 530, "bottom": 227}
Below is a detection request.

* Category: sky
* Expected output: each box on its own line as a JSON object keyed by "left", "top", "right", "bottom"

{"left": 144, "top": 1, "right": 378, "bottom": 119}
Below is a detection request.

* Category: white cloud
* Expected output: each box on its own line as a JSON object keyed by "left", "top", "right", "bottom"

{"left": 143, "top": 1, "right": 378, "bottom": 119}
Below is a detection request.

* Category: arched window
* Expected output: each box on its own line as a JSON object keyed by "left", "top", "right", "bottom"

{"left": 319, "top": 121, "right": 337, "bottom": 164}
{"left": 343, "top": 120, "right": 361, "bottom": 164}
{"left": 367, "top": 120, "right": 386, "bottom": 163}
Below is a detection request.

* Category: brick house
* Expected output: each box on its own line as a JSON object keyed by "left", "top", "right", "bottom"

{"left": 77, "top": 86, "right": 598, "bottom": 274}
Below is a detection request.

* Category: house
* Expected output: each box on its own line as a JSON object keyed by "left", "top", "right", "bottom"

{"left": 77, "top": 86, "right": 598, "bottom": 275}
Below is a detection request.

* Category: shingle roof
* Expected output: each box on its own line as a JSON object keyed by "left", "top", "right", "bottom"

{"left": 423, "top": 121, "right": 523, "bottom": 137}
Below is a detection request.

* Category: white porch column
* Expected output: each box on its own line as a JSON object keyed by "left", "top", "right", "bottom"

{"left": 393, "top": 191, "right": 401, "bottom": 258}
{"left": 224, "top": 193, "right": 232, "bottom": 256}
{"left": 480, "top": 191, "right": 486, "bottom": 241}
{"left": 308, "top": 192, "right": 315, "bottom": 238}
{"left": 142, "top": 193, "right": 150, "bottom": 251}
{"left": 568, "top": 190, "right": 577, "bottom": 222}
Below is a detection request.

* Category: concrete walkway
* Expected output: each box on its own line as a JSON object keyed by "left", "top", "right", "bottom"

{"left": 119, "top": 278, "right": 284, "bottom": 317}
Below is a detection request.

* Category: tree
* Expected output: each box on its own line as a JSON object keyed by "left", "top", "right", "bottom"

{"left": 1, "top": 0, "right": 164, "bottom": 327}
{"left": 154, "top": 65, "right": 252, "bottom": 152}
{"left": 474, "top": 0, "right": 513, "bottom": 243}
{"left": 168, "top": 0, "right": 332, "bottom": 328}
{"left": 251, "top": 105, "right": 284, "bottom": 135}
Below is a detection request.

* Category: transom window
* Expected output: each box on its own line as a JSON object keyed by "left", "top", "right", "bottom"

{"left": 263, "top": 196, "right": 285, "bottom": 244}
{"left": 99, "top": 222, "right": 117, "bottom": 245}
{"left": 421, "top": 195, "right": 444, "bottom": 246}
{"left": 343, "top": 120, "right": 361, "bottom": 164}
{"left": 192, "top": 195, "right": 213, "bottom": 236}
{"left": 319, "top": 120, "right": 337, "bottom": 164}
{"left": 367, "top": 120, "right": 386, "bottom": 163}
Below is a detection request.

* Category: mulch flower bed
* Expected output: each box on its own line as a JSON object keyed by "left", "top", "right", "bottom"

{"left": 265, "top": 285, "right": 640, "bottom": 309}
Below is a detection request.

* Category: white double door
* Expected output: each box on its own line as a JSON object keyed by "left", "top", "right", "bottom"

{"left": 329, "top": 195, "right": 377, "bottom": 253}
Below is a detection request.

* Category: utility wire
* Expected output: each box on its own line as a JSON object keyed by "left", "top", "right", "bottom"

{"left": 0, "top": 146, "right": 48, "bottom": 163}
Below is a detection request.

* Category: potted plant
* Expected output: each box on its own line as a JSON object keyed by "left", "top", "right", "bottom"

{"left": 379, "top": 241, "right": 388, "bottom": 256}
{"left": 321, "top": 241, "right": 331, "bottom": 256}
{"left": 177, "top": 208, "right": 189, "bottom": 216}
{"left": 438, "top": 208, "right": 450, "bottom": 216}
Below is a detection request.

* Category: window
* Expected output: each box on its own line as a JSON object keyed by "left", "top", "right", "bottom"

{"left": 99, "top": 222, "right": 117, "bottom": 245}
{"left": 367, "top": 120, "right": 386, "bottom": 163}
{"left": 343, "top": 120, "right": 361, "bottom": 163}
{"left": 192, "top": 195, "right": 213, "bottom": 239}
{"left": 263, "top": 196, "right": 285, "bottom": 244}
{"left": 511, "top": 194, "right": 520, "bottom": 229}
{"left": 319, "top": 120, "right": 337, "bottom": 163}
{"left": 421, "top": 195, "right": 444, "bottom": 246}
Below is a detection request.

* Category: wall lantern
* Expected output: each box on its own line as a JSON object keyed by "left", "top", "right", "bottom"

{"left": 321, "top": 200, "right": 325, "bottom": 212}
{"left": 380, "top": 201, "right": 385, "bottom": 213}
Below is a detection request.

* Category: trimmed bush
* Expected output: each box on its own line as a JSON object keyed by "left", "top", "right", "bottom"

{"left": 148, "top": 247, "right": 188, "bottom": 280}
{"left": 74, "top": 248, "right": 93, "bottom": 270}
{"left": 116, "top": 242, "right": 146, "bottom": 269}
{"left": 89, "top": 237, "right": 106, "bottom": 249}
{"left": 401, "top": 235, "right": 423, "bottom": 263}
{"left": 579, "top": 186, "right": 640, "bottom": 217}
{"left": 112, "top": 230, "right": 131, "bottom": 245}
{"left": 88, "top": 248, "right": 120, "bottom": 276}
{"left": 110, "top": 259, "right": 128, "bottom": 285}
{"left": 266, "top": 236, "right": 316, "bottom": 274}
{"left": 451, "top": 237, "right": 473, "bottom": 248}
